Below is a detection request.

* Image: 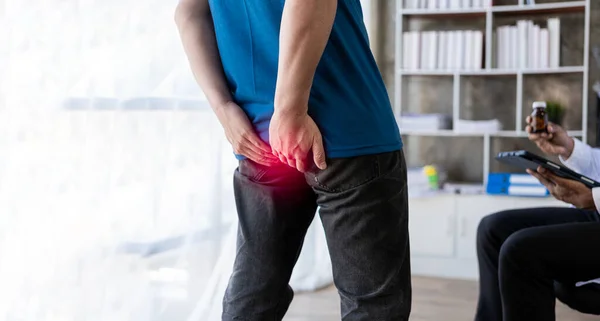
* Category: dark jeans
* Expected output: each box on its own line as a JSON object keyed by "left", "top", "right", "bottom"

{"left": 222, "top": 150, "right": 411, "bottom": 321}
{"left": 475, "top": 207, "right": 600, "bottom": 321}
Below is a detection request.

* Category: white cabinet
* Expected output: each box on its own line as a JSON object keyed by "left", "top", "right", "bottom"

{"left": 411, "top": 194, "right": 569, "bottom": 279}
{"left": 456, "top": 196, "right": 490, "bottom": 260}
{"left": 409, "top": 194, "right": 456, "bottom": 258}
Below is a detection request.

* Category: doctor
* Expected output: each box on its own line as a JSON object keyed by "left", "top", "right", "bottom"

{"left": 475, "top": 119, "right": 600, "bottom": 321}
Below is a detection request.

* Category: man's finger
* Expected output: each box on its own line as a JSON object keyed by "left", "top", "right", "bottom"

{"left": 286, "top": 157, "right": 296, "bottom": 169}
{"left": 278, "top": 153, "right": 288, "bottom": 165}
{"left": 245, "top": 134, "right": 278, "bottom": 159}
{"left": 312, "top": 136, "right": 327, "bottom": 170}
{"left": 244, "top": 141, "right": 279, "bottom": 163}
{"left": 242, "top": 147, "right": 275, "bottom": 166}
{"left": 295, "top": 157, "right": 308, "bottom": 173}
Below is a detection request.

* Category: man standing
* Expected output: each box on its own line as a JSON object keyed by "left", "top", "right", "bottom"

{"left": 175, "top": 0, "right": 410, "bottom": 320}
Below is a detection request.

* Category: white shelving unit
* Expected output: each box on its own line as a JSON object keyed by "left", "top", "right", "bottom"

{"left": 394, "top": 0, "right": 591, "bottom": 280}
{"left": 395, "top": 0, "right": 591, "bottom": 185}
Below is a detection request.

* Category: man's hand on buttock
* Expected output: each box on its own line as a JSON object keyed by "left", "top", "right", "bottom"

{"left": 215, "top": 102, "right": 279, "bottom": 166}
{"left": 269, "top": 109, "right": 327, "bottom": 173}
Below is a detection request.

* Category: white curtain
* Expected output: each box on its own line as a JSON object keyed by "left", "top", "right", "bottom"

{"left": 0, "top": 1, "right": 333, "bottom": 320}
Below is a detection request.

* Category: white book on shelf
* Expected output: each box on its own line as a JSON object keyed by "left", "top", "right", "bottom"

{"left": 473, "top": 31, "right": 483, "bottom": 70}
{"left": 504, "top": 27, "right": 511, "bottom": 69}
{"left": 540, "top": 28, "right": 549, "bottom": 69}
{"left": 460, "top": 0, "right": 470, "bottom": 9}
{"left": 455, "top": 31, "right": 465, "bottom": 70}
{"left": 428, "top": 0, "right": 437, "bottom": 10}
{"left": 532, "top": 24, "right": 540, "bottom": 69}
{"left": 429, "top": 31, "right": 438, "bottom": 69}
{"left": 437, "top": 31, "right": 447, "bottom": 69}
{"left": 496, "top": 27, "right": 502, "bottom": 69}
{"left": 403, "top": 32, "right": 410, "bottom": 70}
{"left": 500, "top": 26, "right": 509, "bottom": 69}
{"left": 510, "top": 26, "right": 518, "bottom": 69}
{"left": 411, "top": 32, "right": 421, "bottom": 70}
{"left": 402, "top": 31, "right": 416, "bottom": 70}
{"left": 517, "top": 20, "right": 528, "bottom": 69}
{"left": 421, "top": 32, "right": 429, "bottom": 69}
{"left": 506, "top": 27, "right": 513, "bottom": 69}
{"left": 528, "top": 21, "right": 535, "bottom": 68}
{"left": 439, "top": 0, "right": 449, "bottom": 9}
{"left": 427, "top": 31, "right": 435, "bottom": 69}
{"left": 464, "top": 30, "right": 473, "bottom": 70}
{"left": 548, "top": 18, "right": 561, "bottom": 68}
{"left": 447, "top": 31, "right": 456, "bottom": 69}
{"left": 504, "top": 26, "right": 511, "bottom": 69}
{"left": 504, "top": 27, "right": 510, "bottom": 69}
{"left": 450, "top": 0, "right": 460, "bottom": 9}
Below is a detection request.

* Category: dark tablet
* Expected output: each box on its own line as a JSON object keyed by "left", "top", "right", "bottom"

{"left": 495, "top": 150, "right": 600, "bottom": 189}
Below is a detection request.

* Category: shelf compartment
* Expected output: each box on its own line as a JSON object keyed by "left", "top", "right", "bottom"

{"left": 401, "top": 75, "right": 454, "bottom": 115}
{"left": 521, "top": 73, "right": 584, "bottom": 132}
{"left": 402, "top": 136, "right": 484, "bottom": 183}
{"left": 460, "top": 75, "right": 518, "bottom": 130}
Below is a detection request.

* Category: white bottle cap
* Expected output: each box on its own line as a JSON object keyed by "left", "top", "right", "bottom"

{"left": 532, "top": 101, "right": 547, "bottom": 109}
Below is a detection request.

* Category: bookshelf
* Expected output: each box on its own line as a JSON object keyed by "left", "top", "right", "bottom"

{"left": 394, "top": 0, "right": 591, "bottom": 185}
{"left": 395, "top": 0, "right": 592, "bottom": 279}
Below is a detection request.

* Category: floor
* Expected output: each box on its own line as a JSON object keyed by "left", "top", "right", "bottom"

{"left": 285, "top": 277, "right": 598, "bottom": 321}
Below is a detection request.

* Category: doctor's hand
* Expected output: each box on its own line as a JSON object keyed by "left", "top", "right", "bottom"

{"left": 527, "top": 166, "right": 595, "bottom": 210}
{"left": 526, "top": 118, "right": 574, "bottom": 159}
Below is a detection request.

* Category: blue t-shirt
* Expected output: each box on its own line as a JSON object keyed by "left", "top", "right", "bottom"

{"left": 209, "top": 0, "right": 402, "bottom": 159}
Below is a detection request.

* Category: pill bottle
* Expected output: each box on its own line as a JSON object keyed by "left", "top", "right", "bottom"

{"left": 531, "top": 101, "right": 548, "bottom": 134}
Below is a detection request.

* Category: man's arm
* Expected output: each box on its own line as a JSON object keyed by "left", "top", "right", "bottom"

{"left": 175, "top": 0, "right": 231, "bottom": 110}
{"left": 269, "top": 0, "right": 337, "bottom": 172}
{"left": 175, "top": 0, "right": 277, "bottom": 165}
{"left": 274, "top": 0, "right": 338, "bottom": 113}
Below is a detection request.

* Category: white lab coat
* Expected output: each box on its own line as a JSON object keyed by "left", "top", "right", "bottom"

{"left": 560, "top": 138, "right": 600, "bottom": 213}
